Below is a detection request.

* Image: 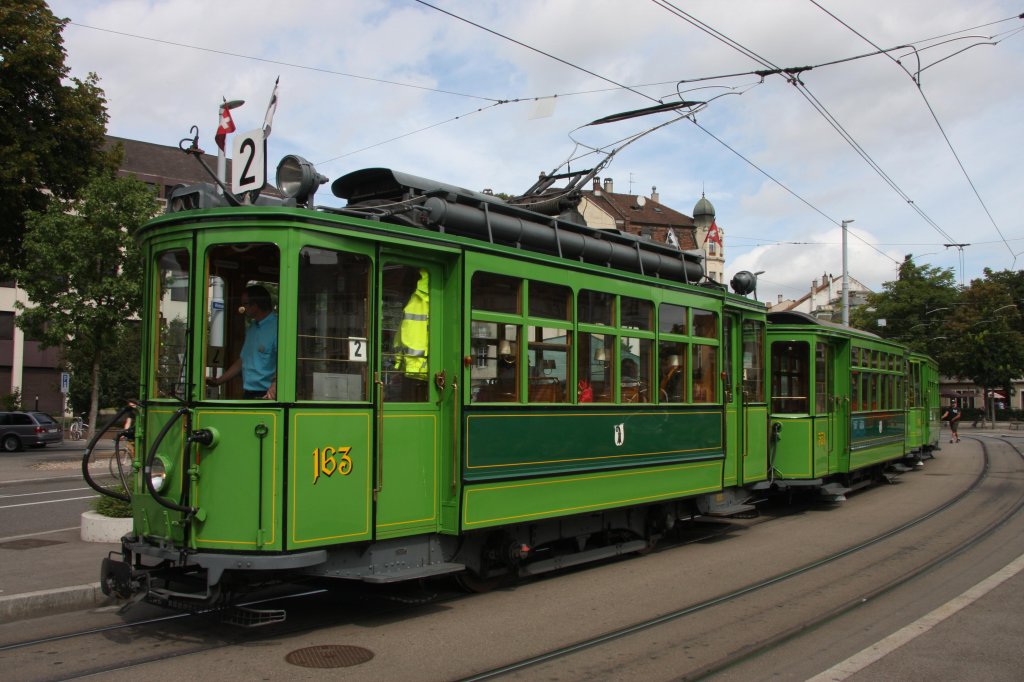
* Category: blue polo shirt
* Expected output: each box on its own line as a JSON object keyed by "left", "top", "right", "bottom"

{"left": 241, "top": 311, "right": 278, "bottom": 392}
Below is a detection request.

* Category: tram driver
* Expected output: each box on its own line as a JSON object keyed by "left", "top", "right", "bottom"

{"left": 209, "top": 284, "right": 278, "bottom": 399}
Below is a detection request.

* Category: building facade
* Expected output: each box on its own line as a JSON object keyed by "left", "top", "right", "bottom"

{"left": 579, "top": 178, "right": 726, "bottom": 283}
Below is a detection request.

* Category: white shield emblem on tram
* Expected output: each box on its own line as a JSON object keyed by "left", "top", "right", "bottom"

{"left": 614, "top": 423, "right": 625, "bottom": 447}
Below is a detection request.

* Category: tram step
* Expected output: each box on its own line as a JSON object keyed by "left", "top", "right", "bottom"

{"left": 889, "top": 463, "right": 913, "bottom": 473}
{"left": 702, "top": 503, "right": 757, "bottom": 517}
{"left": 361, "top": 562, "right": 466, "bottom": 584}
{"left": 819, "top": 482, "right": 852, "bottom": 502}
{"left": 520, "top": 539, "right": 649, "bottom": 577}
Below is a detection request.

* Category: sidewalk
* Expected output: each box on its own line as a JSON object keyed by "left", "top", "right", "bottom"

{"left": 0, "top": 440, "right": 124, "bottom": 621}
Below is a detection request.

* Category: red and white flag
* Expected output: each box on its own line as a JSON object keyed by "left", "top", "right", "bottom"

{"left": 704, "top": 220, "right": 723, "bottom": 246}
{"left": 215, "top": 105, "right": 236, "bottom": 151}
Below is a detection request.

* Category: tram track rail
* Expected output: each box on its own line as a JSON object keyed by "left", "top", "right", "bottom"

{"left": 460, "top": 440, "right": 1024, "bottom": 681}
{"left": 2, "top": 441, "right": 1015, "bottom": 680}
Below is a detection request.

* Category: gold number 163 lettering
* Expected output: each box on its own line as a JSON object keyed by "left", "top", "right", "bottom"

{"left": 313, "top": 446, "right": 353, "bottom": 485}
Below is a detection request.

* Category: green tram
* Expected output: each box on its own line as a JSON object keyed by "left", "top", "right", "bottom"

{"left": 88, "top": 156, "right": 921, "bottom": 608}
{"left": 90, "top": 159, "right": 771, "bottom": 605}
{"left": 758, "top": 312, "right": 936, "bottom": 501}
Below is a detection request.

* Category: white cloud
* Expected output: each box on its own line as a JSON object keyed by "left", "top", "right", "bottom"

{"left": 49, "top": 0, "right": 1023, "bottom": 295}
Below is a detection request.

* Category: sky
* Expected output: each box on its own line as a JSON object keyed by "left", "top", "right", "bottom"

{"left": 47, "top": 0, "right": 1024, "bottom": 303}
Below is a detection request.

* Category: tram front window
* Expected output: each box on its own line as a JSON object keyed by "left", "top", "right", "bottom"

{"left": 204, "top": 244, "right": 280, "bottom": 400}
{"left": 296, "top": 247, "right": 370, "bottom": 401}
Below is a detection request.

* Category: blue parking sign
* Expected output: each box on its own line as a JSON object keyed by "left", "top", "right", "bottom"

{"left": 60, "top": 372, "right": 70, "bottom": 394}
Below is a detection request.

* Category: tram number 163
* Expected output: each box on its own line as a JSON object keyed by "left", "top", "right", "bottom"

{"left": 313, "top": 446, "right": 353, "bottom": 485}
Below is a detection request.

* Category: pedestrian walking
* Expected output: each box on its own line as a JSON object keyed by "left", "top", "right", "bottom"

{"left": 941, "top": 400, "right": 961, "bottom": 443}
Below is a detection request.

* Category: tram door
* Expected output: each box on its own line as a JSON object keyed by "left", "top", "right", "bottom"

{"left": 814, "top": 341, "right": 834, "bottom": 475}
{"left": 375, "top": 256, "right": 457, "bottom": 539}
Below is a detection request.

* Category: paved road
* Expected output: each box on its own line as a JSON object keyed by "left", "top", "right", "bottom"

{"left": 0, "top": 441, "right": 121, "bottom": 539}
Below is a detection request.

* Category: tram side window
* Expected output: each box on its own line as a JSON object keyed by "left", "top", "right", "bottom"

{"left": 578, "top": 332, "right": 612, "bottom": 402}
{"left": 295, "top": 247, "right": 370, "bottom": 401}
{"left": 659, "top": 341, "right": 686, "bottom": 402}
{"left": 622, "top": 337, "right": 652, "bottom": 403}
{"left": 470, "top": 272, "right": 522, "bottom": 403}
{"left": 742, "top": 320, "right": 765, "bottom": 402}
{"left": 472, "top": 272, "right": 520, "bottom": 313}
{"left": 692, "top": 309, "right": 718, "bottom": 339}
{"left": 580, "top": 290, "right": 614, "bottom": 326}
{"left": 771, "top": 341, "right": 809, "bottom": 414}
{"left": 528, "top": 326, "right": 569, "bottom": 403}
{"left": 621, "top": 297, "right": 653, "bottom": 330}
{"left": 529, "top": 281, "right": 571, "bottom": 320}
{"left": 154, "top": 249, "right": 190, "bottom": 399}
{"left": 692, "top": 343, "right": 717, "bottom": 403}
{"left": 470, "top": 322, "right": 520, "bottom": 403}
{"left": 204, "top": 244, "right": 279, "bottom": 399}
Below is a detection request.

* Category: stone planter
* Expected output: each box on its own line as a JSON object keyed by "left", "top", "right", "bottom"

{"left": 80, "top": 511, "right": 132, "bottom": 543}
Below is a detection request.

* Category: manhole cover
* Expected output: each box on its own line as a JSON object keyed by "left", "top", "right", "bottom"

{"left": 0, "top": 538, "right": 65, "bottom": 550}
{"left": 285, "top": 644, "right": 374, "bottom": 668}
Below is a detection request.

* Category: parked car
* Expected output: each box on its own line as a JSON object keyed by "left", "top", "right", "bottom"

{"left": 0, "top": 411, "right": 64, "bottom": 452}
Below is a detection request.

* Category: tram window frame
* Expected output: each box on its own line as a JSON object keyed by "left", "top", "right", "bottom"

{"left": 295, "top": 246, "right": 371, "bottom": 402}
{"left": 771, "top": 340, "right": 810, "bottom": 414}
{"left": 203, "top": 243, "right": 280, "bottom": 400}
{"left": 153, "top": 248, "right": 191, "bottom": 400}
{"left": 621, "top": 336, "right": 653, "bottom": 404}
{"left": 470, "top": 272, "right": 524, "bottom": 404}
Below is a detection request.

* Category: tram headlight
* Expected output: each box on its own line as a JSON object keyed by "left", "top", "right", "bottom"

{"left": 276, "top": 155, "right": 327, "bottom": 206}
{"left": 150, "top": 454, "right": 172, "bottom": 493}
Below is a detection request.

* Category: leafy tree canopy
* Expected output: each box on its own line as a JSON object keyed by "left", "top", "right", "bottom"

{"left": 0, "top": 0, "right": 111, "bottom": 275}
{"left": 946, "top": 275, "right": 1024, "bottom": 400}
{"left": 850, "top": 255, "right": 958, "bottom": 361}
{"left": 852, "top": 260, "right": 1024, "bottom": 413}
{"left": 14, "top": 171, "right": 158, "bottom": 432}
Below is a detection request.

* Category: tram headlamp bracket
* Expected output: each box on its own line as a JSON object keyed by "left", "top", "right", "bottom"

{"left": 276, "top": 155, "right": 327, "bottom": 206}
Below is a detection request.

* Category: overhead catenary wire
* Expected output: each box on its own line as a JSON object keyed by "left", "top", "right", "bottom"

{"left": 808, "top": 0, "right": 1021, "bottom": 266}
{"left": 411, "top": 0, "right": 663, "bottom": 105}
{"left": 690, "top": 119, "right": 900, "bottom": 267}
{"left": 650, "top": 0, "right": 969, "bottom": 263}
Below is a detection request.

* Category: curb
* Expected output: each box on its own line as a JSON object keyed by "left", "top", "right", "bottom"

{"left": 0, "top": 583, "right": 114, "bottom": 622}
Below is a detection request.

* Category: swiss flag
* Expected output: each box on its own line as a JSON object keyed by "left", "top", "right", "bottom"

{"left": 215, "top": 106, "right": 236, "bottom": 151}
{"left": 704, "top": 220, "right": 723, "bottom": 246}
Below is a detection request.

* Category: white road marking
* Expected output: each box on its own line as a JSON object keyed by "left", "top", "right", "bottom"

{"left": 807, "top": 551, "right": 1024, "bottom": 681}
{"left": 0, "top": 527, "right": 82, "bottom": 543}
{"left": 0, "top": 487, "right": 92, "bottom": 499}
{"left": 0, "top": 495, "right": 97, "bottom": 510}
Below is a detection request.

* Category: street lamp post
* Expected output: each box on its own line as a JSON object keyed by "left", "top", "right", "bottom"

{"left": 841, "top": 219, "right": 853, "bottom": 326}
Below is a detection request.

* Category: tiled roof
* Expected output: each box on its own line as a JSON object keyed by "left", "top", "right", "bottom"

{"left": 105, "top": 135, "right": 227, "bottom": 188}
{"left": 582, "top": 188, "right": 698, "bottom": 249}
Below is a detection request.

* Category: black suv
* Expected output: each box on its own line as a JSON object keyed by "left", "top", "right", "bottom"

{"left": 0, "top": 411, "right": 64, "bottom": 452}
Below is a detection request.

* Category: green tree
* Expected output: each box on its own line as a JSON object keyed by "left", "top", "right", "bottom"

{"left": 946, "top": 276, "right": 1024, "bottom": 425}
{"left": 14, "top": 173, "right": 158, "bottom": 438}
{"left": 850, "top": 255, "right": 959, "bottom": 361}
{"left": 66, "top": 322, "right": 142, "bottom": 417}
{"left": 0, "top": 0, "right": 111, "bottom": 276}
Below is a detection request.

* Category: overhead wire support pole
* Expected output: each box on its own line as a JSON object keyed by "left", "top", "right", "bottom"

{"left": 943, "top": 243, "right": 970, "bottom": 288}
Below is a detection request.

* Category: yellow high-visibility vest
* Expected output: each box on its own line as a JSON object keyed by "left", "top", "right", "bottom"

{"left": 397, "top": 269, "right": 429, "bottom": 378}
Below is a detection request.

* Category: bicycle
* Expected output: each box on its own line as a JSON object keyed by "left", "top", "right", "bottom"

{"left": 69, "top": 417, "right": 89, "bottom": 441}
